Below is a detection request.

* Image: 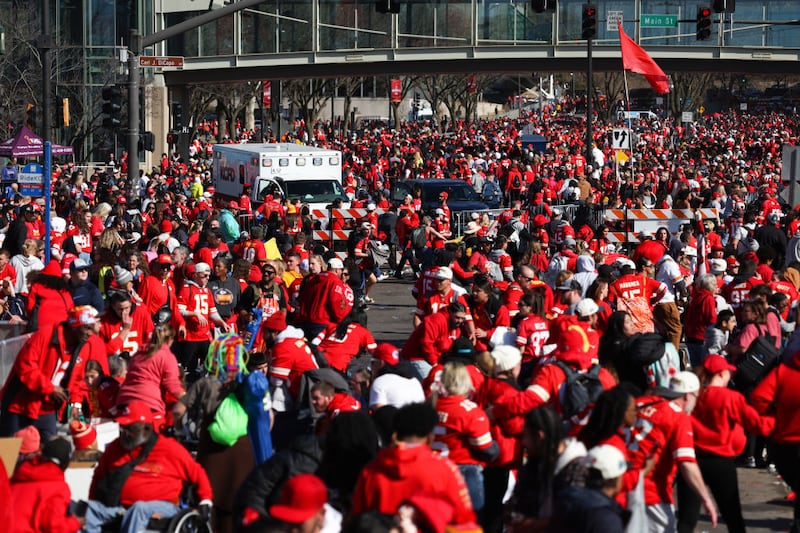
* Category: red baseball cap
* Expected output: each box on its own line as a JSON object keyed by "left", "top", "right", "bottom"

{"left": 228, "top": 200, "right": 239, "bottom": 210}
{"left": 115, "top": 401, "right": 154, "bottom": 425}
{"left": 160, "top": 219, "right": 173, "bottom": 233}
{"left": 372, "top": 343, "right": 400, "bottom": 365}
{"left": 703, "top": 354, "right": 736, "bottom": 375}
{"left": 269, "top": 474, "right": 327, "bottom": 523}
{"left": 157, "top": 253, "right": 173, "bottom": 265}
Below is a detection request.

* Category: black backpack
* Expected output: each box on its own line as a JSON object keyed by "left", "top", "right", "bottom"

{"left": 554, "top": 361, "right": 605, "bottom": 418}
{"left": 411, "top": 227, "right": 427, "bottom": 249}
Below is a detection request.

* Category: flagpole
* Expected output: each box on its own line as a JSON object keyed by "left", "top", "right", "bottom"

{"left": 622, "top": 68, "right": 634, "bottom": 176}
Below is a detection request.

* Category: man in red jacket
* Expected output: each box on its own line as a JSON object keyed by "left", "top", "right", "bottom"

{"left": 400, "top": 303, "right": 469, "bottom": 380}
{"left": 351, "top": 402, "right": 476, "bottom": 525}
{"left": 84, "top": 401, "right": 212, "bottom": 533}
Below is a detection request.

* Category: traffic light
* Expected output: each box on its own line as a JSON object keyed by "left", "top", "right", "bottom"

{"left": 25, "top": 103, "right": 36, "bottom": 129}
{"left": 139, "top": 131, "right": 155, "bottom": 152}
{"left": 696, "top": 5, "right": 712, "bottom": 41}
{"left": 531, "top": 0, "right": 556, "bottom": 13}
{"left": 712, "top": 0, "right": 734, "bottom": 12}
{"left": 375, "top": 0, "right": 399, "bottom": 14}
{"left": 413, "top": 92, "right": 421, "bottom": 110}
{"left": 56, "top": 97, "right": 70, "bottom": 127}
{"left": 166, "top": 131, "right": 178, "bottom": 146}
{"left": 581, "top": 3, "right": 597, "bottom": 40}
{"left": 101, "top": 86, "right": 122, "bottom": 129}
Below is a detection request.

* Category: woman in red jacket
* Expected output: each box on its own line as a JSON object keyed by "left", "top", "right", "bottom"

{"left": 680, "top": 355, "right": 775, "bottom": 533}
{"left": 25, "top": 260, "right": 74, "bottom": 330}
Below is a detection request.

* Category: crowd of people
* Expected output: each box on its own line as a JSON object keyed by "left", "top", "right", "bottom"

{"left": 0, "top": 106, "right": 798, "bottom": 533}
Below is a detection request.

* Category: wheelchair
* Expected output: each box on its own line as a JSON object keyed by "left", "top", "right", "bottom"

{"left": 99, "top": 506, "right": 212, "bottom": 533}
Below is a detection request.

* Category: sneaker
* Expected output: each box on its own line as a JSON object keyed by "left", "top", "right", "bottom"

{"left": 364, "top": 296, "right": 375, "bottom": 304}
{"left": 744, "top": 456, "right": 757, "bottom": 468}
{"left": 377, "top": 273, "right": 390, "bottom": 281}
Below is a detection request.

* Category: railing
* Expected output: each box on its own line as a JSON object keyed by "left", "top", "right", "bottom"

{"left": 0, "top": 328, "right": 32, "bottom": 386}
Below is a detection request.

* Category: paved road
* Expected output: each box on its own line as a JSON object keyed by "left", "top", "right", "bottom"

{"left": 366, "top": 277, "right": 795, "bottom": 532}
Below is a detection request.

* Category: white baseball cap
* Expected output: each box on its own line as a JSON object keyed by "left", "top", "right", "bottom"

{"left": 327, "top": 257, "right": 344, "bottom": 270}
{"left": 586, "top": 445, "right": 628, "bottom": 480}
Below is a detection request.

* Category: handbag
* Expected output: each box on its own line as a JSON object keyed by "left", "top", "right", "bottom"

{"left": 735, "top": 324, "right": 779, "bottom": 392}
{"left": 153, "top": 287, "right": 173, "bottom": 325}
{"left": 208, "top": 392, "right": 249, "bottom": 446}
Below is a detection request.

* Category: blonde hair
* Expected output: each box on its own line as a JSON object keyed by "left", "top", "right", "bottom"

{"left": 440, "top": 362, "right": 474, "bottom": 397}
{"left": 22, "top": 239, "right": 39, "bottom": 257}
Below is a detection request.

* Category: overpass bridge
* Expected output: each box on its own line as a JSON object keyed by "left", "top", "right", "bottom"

{"left": 155, "top": 0, "right": 800, "bottom": 85}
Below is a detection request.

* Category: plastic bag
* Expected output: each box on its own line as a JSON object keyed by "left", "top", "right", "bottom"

{"left": 208, "top": 393, "right": 248, "bottom": 446}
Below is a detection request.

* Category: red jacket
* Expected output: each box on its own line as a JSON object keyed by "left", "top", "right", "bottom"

{"left": 11, "top": 458, "right": 80, "bottom": 533}
{"left": 99, "top": 304, "right": 155, "bottom": 357}
{"left": 683, "top": 287, "right": 717, "bottom": 342}
{"left": 25, "top": 285, "right": 73, "bottom": 330}
{"left": 90, "top": 435, "right": 212, "bottom": 506}
{"left": 751, "top": 356, "right": 800, "bottom": 444}
{"left": 352, "top": 443, "right": 476, "bottom": 524}
{"left": 295, "top": 272, "right": 354, "bottom": 327}
{"left": 475, "top": 377, "right": 524, "bottom": 467}
{"left": 0, "top": 324, "right": 88, "bottom": 419}
{"left": 692, "top": 385, "right": 774, "bottom": 457}
{"left": 400, "top": 310, "right": 461, "bottom": 367}
{"left": 138, "top": 275, "right": 185, "bottom": 327}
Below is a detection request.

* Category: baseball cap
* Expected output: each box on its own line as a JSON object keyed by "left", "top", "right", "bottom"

{"left": 556, "top": 279, "right": 582, "bottom": 292}
{"left": 360, "top": 222, "right": 372, "bottom": 230}
{"left": 563, "top": 237, "right": 577, "bottom": 248}
{"left": 433, "top": 266, "right": 453, "bottom": 280}
{"left": 327, "top": 257, "right": 344, "bottom": 270}
{"left": 157, "top": 253, "right": 173, "bottom": 265}
{"left": 228, "top": 200, "right": 239, "bottom": 210}
{"left": 193, "top": 262, "right": 211, "bottom": 275}
{"left": 586, "top": 445, "right": 627, "bottom": 480}
{"left": 726, "top": 256, "right": 740, "bottom": 267}
{"left": 269, "top": 473, "right": 328, "bottom": 524}
{"left": 439, "top": 192, "right": 448, "bottom": 200}
{"left": 658, "top": 371, "right": 701, "bottom": 399}
{"left": 20, "top": 204, "right": 35, "bottom": 214}
{"left": 709, "top": 258, "right": 727, "bottom": 274}
{"left": 372, "top": 343, "right": 400, "bottom": 365}
{"left": 70, "top": 258, "right": 91, "bottom": 271}
{"left": 115, "top": 401, "right": 154, "bottom": 425}
{"left": 575, "top": 298, "right": 599, "bottom": 317}
{"left": 435, "top": 208, "right": 445, "bottom": 216}
{"left": 67, "top": 306, "right": 100, "bottom": 327}
{"left": 491, "top": 345, "right": 522, "bottom": 373}
{"left": 702, "top": 354, "right": 736, "bottom": 375}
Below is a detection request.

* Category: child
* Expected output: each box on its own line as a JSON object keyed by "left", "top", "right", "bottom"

{"left": 704, "top": 309, "right": 737, "bottom": 359}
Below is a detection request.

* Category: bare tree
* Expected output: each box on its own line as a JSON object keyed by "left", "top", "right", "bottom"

{"left": 283, "top": 78, "right": 335, "bottom": 141}
{"left": 669, "top": 72, "right": 714, "bottom": 117}
{"left": 188, "top": 82, "right": 261, "bottom": 141}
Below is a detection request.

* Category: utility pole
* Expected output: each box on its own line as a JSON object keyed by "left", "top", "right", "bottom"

{"left": 127, "top": 0, "right": 267, "bottom": 195}
{"left": 40, "top": 0, "right": 53, "bottom": 140}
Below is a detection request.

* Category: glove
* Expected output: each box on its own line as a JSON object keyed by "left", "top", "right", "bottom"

{"left": 198, "top": 502, "right": 213, "bottom": 522}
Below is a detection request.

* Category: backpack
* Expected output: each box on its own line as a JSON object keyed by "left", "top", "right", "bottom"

{"left": 512, "top": 174, "right": 521, "bottom": 188}
{"left": 485, "top": 261, "right": 504, "bottom": 282}
{"left": 735, "top": 324, "right": 780, "bottom": 393}
{"left": 554, "top": 361, "right": 605, "bottom": 418}
{"left": 411, "top": 227, "right": 427, "bottom": 249}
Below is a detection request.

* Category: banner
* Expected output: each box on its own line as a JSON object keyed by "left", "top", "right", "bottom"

{"left": 467, "top": 75, "right": 477, "bottom": 94}
{"left": 262, "top": 81, "right": 272, "bottom": 109}
{"left": 390, "top": 79, "right": 402, "bottom": 103}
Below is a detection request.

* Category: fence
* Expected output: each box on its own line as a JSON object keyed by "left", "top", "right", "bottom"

{"left": 310, "top": 208, "right": 387, "bottom": 259}
{"left": 0, "top": 328, "right": 32, "bottom": 387}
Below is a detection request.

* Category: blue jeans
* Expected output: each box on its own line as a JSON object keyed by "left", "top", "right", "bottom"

{"left": 0, "top": 411, "right": 57, "bottom": 441}
{"left": 84, "top": 499, "right": 178, "bottom": 533}
{"left": 686, "top": 341, "right": 706, "bottom": 369}
{"left": 458, "top": 463, "right": 485, "bottom": 514}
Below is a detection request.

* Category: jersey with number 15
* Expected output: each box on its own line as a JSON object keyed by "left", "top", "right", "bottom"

{"left": 178, "top": 284, "right": 218, "bottom": 342}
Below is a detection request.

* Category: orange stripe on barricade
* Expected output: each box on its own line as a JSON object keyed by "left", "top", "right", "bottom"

{"left": 310, "top": 208, "right": 387, "bottom": 220}
{"left": 606, "top": 232, "right": 629, "bottom": 243}
{"left": 312, "top": 230, "right": 353, "bottom": 241}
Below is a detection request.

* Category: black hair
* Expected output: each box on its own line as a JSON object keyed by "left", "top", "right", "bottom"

{"left": 317, "top": 411, "right": 380, "bottom": 494}
{"left": 392, "top": 403, "right": 438, "bottom": 440}
{"left": 342, "top": 511, "right": 395, "bottom": 533}
{"left": 713, "top": 308, "right": 732, "bottom": 327}
{"left": 513, "top": 406, "right": 566, "bottom": 516}
{"left": 578, "top": 386, "right": 634, "bottom": 449}
{"left": 769, "top": 291, "right": 789, "bottom": 308}
{"left": 749, "top": 283, "right": 772, "bottom": 299}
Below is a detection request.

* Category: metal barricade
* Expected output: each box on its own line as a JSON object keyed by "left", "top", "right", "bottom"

{"left": 0, "top": 329, "right": 33, "bottom": 387}
{"left": 452, "top": 209, "right": 508, "bottom": 237}
{"left": 310, "top": 208, "right": 386, "bottom": 259}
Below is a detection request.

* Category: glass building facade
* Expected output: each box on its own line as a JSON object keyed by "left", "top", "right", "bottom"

{"left": 159, "top": 0, "right": 800, "bottom": 57}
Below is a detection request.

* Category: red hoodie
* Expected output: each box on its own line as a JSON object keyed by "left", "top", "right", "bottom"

{"left": 352, "top": 442, "right": 476, "bottom": 524}
{"left": 10, "top": 458, "right": 80, "bottom": 533}
{"left": 751, "top": 355, "right": 800, "bottom": 445}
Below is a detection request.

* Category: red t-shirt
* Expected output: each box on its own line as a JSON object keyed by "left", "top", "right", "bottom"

{"left": 316, "top": 323, "right": 377, "bottom": 372}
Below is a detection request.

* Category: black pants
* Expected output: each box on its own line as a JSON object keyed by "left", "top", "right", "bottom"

{"left": 174, "top": 340, "right": 210, "bottom": 375}
{"left": 770, "top": 441, "right": 800, "bottom": 531}
{"left": 481, "top": 466, "right": 509, "bottom": 533}
{"left": 395, "top": 245, "right": 419, "bottom": 276}
{"left": 676, "top": 455, "right": 745, "bottom": 533}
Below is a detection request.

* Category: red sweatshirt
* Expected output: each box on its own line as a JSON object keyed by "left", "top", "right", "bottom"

{"left": 99, "top": 304, "right": 155, "bottom": 357}
{"left": 352, "top": 442, "right": 476, "bottom": 524}
{"left": 692, "top": 385, "right": 774, "bottom": 457}
{"left": 751, "top": 357, "right": 800, "bottom": 445}
{"left": 10, "top": 458, "right": 80, "bottom": 533}
{"left": 90, "top": 435, "right": 212, "bottom": 506}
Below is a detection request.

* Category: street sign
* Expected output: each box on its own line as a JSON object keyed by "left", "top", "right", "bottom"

{"left": 607, "top": 10, "right": 623, "bottom": 32}
{"left": 681, "top": 111, "right": 694, "bottom": 123}
{"left": 138, "top": 56, "right": 185, "bottom": 68}
{"left": 18, "top": 163, "right": 44, "bottom": 197}
{"left": 641, "top": 14, "right": 678, "bottom": 28}
{"left": 612, "top": 128, "right": 630, "bottom": 150}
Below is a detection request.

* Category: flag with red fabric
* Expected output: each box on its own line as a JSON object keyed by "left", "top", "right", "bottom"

{"left": 618, "top": 22, "right": 670, "bottom": 94}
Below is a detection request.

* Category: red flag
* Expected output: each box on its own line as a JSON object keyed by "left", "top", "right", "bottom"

{"left": 618, "top": 22, "right": 670, "bottom": 94}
